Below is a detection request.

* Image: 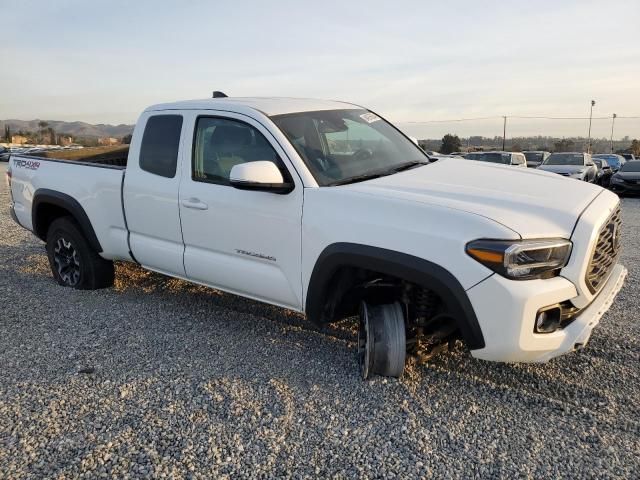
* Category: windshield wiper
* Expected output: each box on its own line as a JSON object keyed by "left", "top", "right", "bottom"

{"left": 328, "top": 172, "right": 389, "bottom": 186}
{"left": 390, "top": 160, "right": 428, "bottom": 172}
{"left": 328, "top": 161, "right": 428, "bottom": 186}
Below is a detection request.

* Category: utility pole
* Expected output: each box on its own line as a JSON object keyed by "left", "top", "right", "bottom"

{"left": 502, "top": 116, "right": 507, "bottom": 151}
{"left": 587, "top": 100, "right": 595, "bottom": 153}
{"left": 610, "top": 113, "right": 617, "bottom": 153}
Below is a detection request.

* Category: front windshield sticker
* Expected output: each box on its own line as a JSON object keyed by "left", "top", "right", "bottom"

{"left": 360, "top": 113, "right": 381, "bottom": 124}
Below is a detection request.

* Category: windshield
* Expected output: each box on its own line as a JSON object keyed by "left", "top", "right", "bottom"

{"left": 620, "top": 161, "right": 640, "bottom": 172}
{"left": 543, "top": 153, "right": 584, "bottom": 166}
{"left": 476, "top": 152, "right": 511, "bottom": 164}
{"left": 524, "top": 152, "right": 543, "bottom": 162}
{"left": 271, "top": 109, "right": 428, "bottom": 186}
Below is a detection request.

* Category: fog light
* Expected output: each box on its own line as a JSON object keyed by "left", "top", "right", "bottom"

{"left": 535, "top": 307, "right": 561, "bottom": 333}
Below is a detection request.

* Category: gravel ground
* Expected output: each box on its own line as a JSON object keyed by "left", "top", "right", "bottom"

{"left": 1, "top": 163, "right": 639, "bottom": 479}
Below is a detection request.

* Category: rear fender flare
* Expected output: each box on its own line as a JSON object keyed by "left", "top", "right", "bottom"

{"left": 32, "top": 189, "right": 102, "bottom": 252}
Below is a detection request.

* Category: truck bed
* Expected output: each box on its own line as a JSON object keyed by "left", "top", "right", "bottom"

{"left": 9, "top": 151, "right": 131, "bottom": 261}
{"left": 28, "top": 145, "right": 129, "bottom": 168}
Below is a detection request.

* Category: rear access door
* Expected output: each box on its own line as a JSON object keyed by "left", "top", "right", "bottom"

{"left": 123, "top": 112, "right": 187, "bottom": 277}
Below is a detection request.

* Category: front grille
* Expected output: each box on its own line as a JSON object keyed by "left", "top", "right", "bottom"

{"left": 585, "top": 206, "right": 622, "bottom": 293}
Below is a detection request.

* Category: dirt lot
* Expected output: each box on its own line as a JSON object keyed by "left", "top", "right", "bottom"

{"left": 1, "top": 163, "right": 638, "bottom": 478}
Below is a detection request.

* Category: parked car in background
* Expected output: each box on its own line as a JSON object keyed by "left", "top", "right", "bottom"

{"left": 523, "top": 151, "right": 550, "bottom": 168}
{"left": 0, "top": 146, "right": 11, "bottom": 162}
{"left": 426, "top": 153, "right": 463, "bottom": 162}
{"left": 610, "top": 160, "right": 640, "bottom": 196}
{"left": 537, "top": 152, "right": 598, "bottom": 182}
{"left": 621, "top": 153, "right": 636, "bottom": 162}
{"left": 466, "top": 151, "right": 527, "bottom": 168}
{"left": 593, "top": 154, "right": 626, "bottom": 173}
{"left": 594, "top": 159, "right": 613, "bottom": 187}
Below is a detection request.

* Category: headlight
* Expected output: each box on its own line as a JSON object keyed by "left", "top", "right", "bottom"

{"left": 570, "top": 170, "right": 585, "bottom": 177}
{"left": 466, "top": 239, "right": 572, "bottom": 280}
{"left": 611, "top": 176, "right": 623, "bottom": 183}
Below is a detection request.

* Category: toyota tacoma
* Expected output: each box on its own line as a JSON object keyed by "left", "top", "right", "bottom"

{"left": 7, "top": 95, "right": 627, "bottom": 379}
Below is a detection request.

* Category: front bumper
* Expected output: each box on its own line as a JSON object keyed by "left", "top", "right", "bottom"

{"left": 467, "top": 264, "right": 627, "bottom": 362}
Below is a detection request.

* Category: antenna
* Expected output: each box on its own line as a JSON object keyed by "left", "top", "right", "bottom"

{"left": 212, "top": 91, "right": 228, "bottom": 98}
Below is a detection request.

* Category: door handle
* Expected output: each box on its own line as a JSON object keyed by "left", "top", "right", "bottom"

{"left": 182, "top": 198, "right": 209, "bottom": 210}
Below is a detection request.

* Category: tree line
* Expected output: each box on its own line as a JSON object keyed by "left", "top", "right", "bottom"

{"left": 2, "top": 122, "right": 132, "bottom": 146}
{"left": 431, "top": 134, "right": 640, "bottom": 155}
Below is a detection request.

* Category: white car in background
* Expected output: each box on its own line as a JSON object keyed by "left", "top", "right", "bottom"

{"left": 537, "top": 152, "right": 598, "bottom": 182}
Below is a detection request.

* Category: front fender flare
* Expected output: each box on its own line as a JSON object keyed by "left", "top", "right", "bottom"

{"left": 305, "top": 243, "right": 485, "bottom": 350}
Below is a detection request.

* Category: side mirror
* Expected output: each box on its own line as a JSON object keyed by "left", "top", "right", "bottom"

{"left": 230, "top": 161, "right": 293, "bottom": 194}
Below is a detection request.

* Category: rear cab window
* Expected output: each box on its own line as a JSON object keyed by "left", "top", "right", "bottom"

{"left": 139, "top": 115, "right": 184, "bottom": 178}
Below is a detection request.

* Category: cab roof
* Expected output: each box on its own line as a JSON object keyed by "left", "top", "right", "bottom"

{"left": 144, "top": 97, "right": 362, "bottom": 117}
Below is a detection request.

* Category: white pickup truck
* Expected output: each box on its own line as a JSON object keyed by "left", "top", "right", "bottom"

{"left": 7, "top": 96, "right": 627, "bottom": 379}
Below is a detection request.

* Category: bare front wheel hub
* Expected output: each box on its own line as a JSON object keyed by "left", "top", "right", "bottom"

{"left": 358, "top": 301, "right": 407, "bottom": 380}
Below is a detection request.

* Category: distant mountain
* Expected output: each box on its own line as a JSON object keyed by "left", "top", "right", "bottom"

{"left": 0, "top": 119, "right": 134, "bottom": 138}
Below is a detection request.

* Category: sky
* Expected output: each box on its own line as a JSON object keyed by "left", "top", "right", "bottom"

{"left": 2, "top": 0, "right": 639, "bottom": 139}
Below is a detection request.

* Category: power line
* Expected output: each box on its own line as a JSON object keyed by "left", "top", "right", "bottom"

{"left": 510, "top": 115, "right": 640, "bottom": 120}
{"left": 511, "top": 115, "right": 610, "bottom": 120}
{"left": 400, "top": 116, "right": 501, "bottom": 124}
{"left": 398, "top": 114, "right": 640, "bottom": 123}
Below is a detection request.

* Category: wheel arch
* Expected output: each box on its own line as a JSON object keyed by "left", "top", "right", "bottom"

{"left": 305, "top": 242, "right": 485, "bottom": 350}
{"left": 32, "top": 189, "right": 103, "bottom": 253}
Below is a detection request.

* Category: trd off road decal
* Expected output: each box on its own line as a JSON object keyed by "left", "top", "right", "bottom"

{"left": 14, "top": 159, "right": 41, "bottom": 170}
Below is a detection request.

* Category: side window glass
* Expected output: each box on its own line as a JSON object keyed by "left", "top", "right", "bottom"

{"left": 139, "top": 115, "right": 183, "bottom": 178}
{"left": 193, "top": 117, "right": 282, "bottom": 185}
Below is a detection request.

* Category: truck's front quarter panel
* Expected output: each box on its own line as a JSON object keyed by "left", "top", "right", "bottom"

{"left": 301, "top": 187, "right": 521, "bottom": 306}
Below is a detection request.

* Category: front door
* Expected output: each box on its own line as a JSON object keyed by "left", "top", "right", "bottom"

{"left": 179, "top": 112, "right": 304, "bottom": 310}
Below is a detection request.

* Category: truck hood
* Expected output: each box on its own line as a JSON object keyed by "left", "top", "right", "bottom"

{"left": 344, "top": 158, "right": 603, "bottom": 238}
{"left": 537, "top": 164, "right": 585, "bottom": 175}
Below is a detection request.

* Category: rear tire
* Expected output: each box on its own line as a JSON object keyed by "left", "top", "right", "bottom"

{"left": 46, "top": 217, "right": 114, "bottom": 289}
{"left": 358, "top": 301, "right": 406, "bottom": 379}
